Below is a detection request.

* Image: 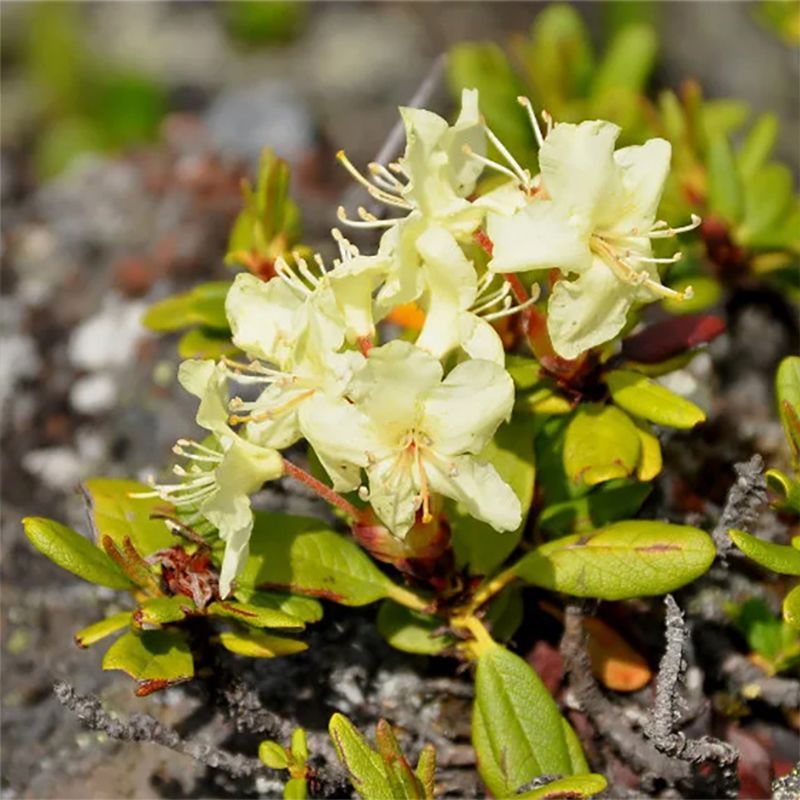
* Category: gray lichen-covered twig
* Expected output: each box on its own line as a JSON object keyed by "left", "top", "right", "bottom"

{"left": 560, "top": 604, "right": 691, "bottom": 786}
{"left": 644, "top": 596, "right": 738, "bottom": 798}
{"left": 54, "top": 680, "right": 268, "bottom": 780}
{"left": 711, "top": 455, "right": 767, "bottom": 556}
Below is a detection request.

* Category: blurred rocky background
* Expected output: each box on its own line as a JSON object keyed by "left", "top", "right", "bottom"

{"left": 1, "top": 3, "right": 797, "bottom": 798}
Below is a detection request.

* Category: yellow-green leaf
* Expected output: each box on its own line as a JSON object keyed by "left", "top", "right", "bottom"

{"left": 563, "top": 404, "right": 641, "bottom": 486}
{"left": 515, "top": 521, "right": 716, "bottom": 599}
{"left": 233, "top": 587, "right": 323, "bottom": 623}
{"left": 208, "top": 600, "right": 305, "bottom": 630}
{"left": 329, "top": 713, "right": 393, "bottom": 800}
{"left": 377, "top": 601, "right": 451, "bottom": 655}
{"left": 133, "top": 596, "right": 194, "bottom": 629}
{"left": 240, "top": 512, "right": 402, "bottom": 607}
{"left": 472, "top": 644, "right": 575, "bottom": 796}
{"left": 517, "top": 774, "right": 608, "bottom": 799}
{"left": 83, "top": 478, "right": 175, "bottom": 556}
{"left": 75, "top": 611, "right": 132, "bottom": 648}
{"left": 729, "top": 529, "right": 800, "bottom": 576}
{"left": 177, "top": 327, "right": 238, "bottom": 360}
{"left": 776, "top": 355, "right": 800, "bottom": 467}
{"left": 23, "top": 517, "right": 133, "bottom": 590}
{"left": 259, "top": 740, "right": 290, "bottom": 769}
{"left": 102, "top": 629, "right": 194, "bottom": 685}
{"left": 142, "top": 281, "right": 230, "bottom": 333}
{"left": 606, "top": 370, "right": 706, "bottom": 429}
{"left": 218, "top": 629, "right": 307, "bottom": 658}
{"left": 783, "top": 585, "right": 800, "bottom": 629}
{"left": 707, "top": 133, "right": 743, "bottom": 224}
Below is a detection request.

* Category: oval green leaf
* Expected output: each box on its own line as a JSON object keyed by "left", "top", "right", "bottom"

{"left": 23, "top": 516, "right": 133, "bottom": 590}
{"left": 142, "top": 281, "right": 230, "bottom": 333}
{"left": 729, "top": 528, "right": 800, "bottom": 576}
{"left": 83, "top": 478, "right": 175, "bottom": 556}
{"left": 563, "top": 404, "right": 641, "bottom": 486}
{"left": 605, "top": 369, "right": 706, "bottom": 429}
{"left": 233, "top": 587, "right": 323, "bottom": 623}
{"left": 783, "top": 585, "right": 800, "bottom": 630}
{"left": 240, "top": 512, "right": 401, "bottom": 606}
{"left": 329, "top": 713, "right": 393, "bottom": 800}
{"left": 75, "top": 611, "right": 132, "bottom": 648}
{"left": 376, "top": 601, "right": 451, "bottom": 655}
{"left": 208, "top": 600, "right": 305, "bottom": 630}
{"left": 515, "top": 521, "right": 716, "bottom": 600}
{"left": 472, "top": 644, "right": 575, "bottom": 796}
{"left": 517, "top": 774, "right": 607, "bottom": 800}
{"left": 102, "top": 629, "right": 194, "bottom": 685}
{"left": 133, "top": 596, "right": 194, "bottom": 629}
{"left": 776, "top": 355, "right": 800, "bottom": 466}
{"left": 219, "top": 629, "right": 308, "bottom": 658}
{"left": 258, "top": 740, "right": 290, "bottom": 769}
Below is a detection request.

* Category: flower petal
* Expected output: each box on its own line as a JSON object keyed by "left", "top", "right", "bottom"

{"left": 606, "top": 138, "right": 672, "bottom": 232}
{"left": 366, "top": 453, "right": 419, "bottom": 538}
{"left": 415, "top": 226, "right": 478, "bottom": 360}
{"left": 459, "top": 313, "right": 506, "bottom": 365}
{"left": 539, "top": 120, "right": 622, "bottom": 221}
{"left": 225, "top": 273, "right": 302, "bottom": 366}
{"left": 426, "top": 453, "right": 521, "bottom": 532}
{"left": 487, "top": 200, "right": 592, "bottom": 275}
{"left": 348, "top": 340, "right": 443, "bottom": 437}
{"left": 421, "top": 358, "right": 514, "bottom": 455}
{"left": 178, "top": 359, "right": 231, "bottom": 436}
{"left": 326, "top": 254, "right": 390, "bottom": 342}
{"left": 298, "top": 394, "right": 381, "bottom": 490}
{"left": 547, "top": 254, "right": 638, "bottom": 359}
{"left": 441, "top": 88, "right": 487, "bottom": 197}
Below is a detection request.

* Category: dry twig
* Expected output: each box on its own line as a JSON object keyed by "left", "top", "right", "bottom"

{"left": 711, "top": 455, "right": 767, "bottom": 557}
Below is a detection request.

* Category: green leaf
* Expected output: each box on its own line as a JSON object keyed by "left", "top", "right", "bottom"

{"left": 259, "top": 740, "right": 290, "bottom": 769}
{"left": 515, "top": 520, "right": 716, "bottom": 599}
{"left": 142, "top": 282, "right": 230, "bottom": 333}
{"left": 729, "top": 529, "right": 800, "bottom": 576}
{"left": 208, "top": 600, "right": 305, "bottom": 630}
{"left": 329, "top": 713, "right": 393, "bottom": 800}
{"left": 734, "top": 598, "right": 797, "bottom": 665}
{"left": 74, "top": 611, "right": 133, "bottom": 648}
{"left": 776, "top": 355, "right": 800, "bottom": 467}
{"left": 291, "top": 727, "right": 309, "bottom": 764}
{"left": 561, "top": 717, "right": 589, "bottom": 774}
{"left": 538, "top": 481, "right": 652, "bottom": 536}
{"left": 415, "top": 745, "right": 437, "bottom": 798}
{"left": 472, "top": 644, "right": 574, "bottom": 796}
{"left": 484, "top": 587, "right": 524, "bottom": 643}
{"left": 233, "top": 587, "right": 323, "bottom": 623}
{"left": 284, "top": 778, "right": 307, "bottom": 800}
{"left": 102, "top": 629, "right": 194, "bottom": 688}
{"left": 239, "top": 512, "right": 401, "bottom": 606}
{"left": 218, "top": 629, "right": 308, "bottom": 658}
{"left": 524, "top": 4, "right": 594, "bottom": 111}
{"left": 517, "top": 774, "right": 607, "bottom": 800}
{"left": 707, "top": 134, "right": 743, "bottom": 224}
{"left": 700, "top": 99, "right": 750, "bottom": 144}
{"left": 766, "top": 469, "right": 800, "bottom": 514}
{"left": 133, "top": 596, "right": 194, "bottom": 629}
{"left": 177, "top": 328, "right": 239, "bottom": 360}
{"left": 605, "top": 370, "right": 706, "bottom": 429}
{"left": 592, "top": 24, "right": 657, "bottom": 95}
{"left": 737, "top": 113, "right": 779, "bottom": 179}
{"left": 377, "top": 601, "right": 451, "bottom": 655}
{"left": 83, "top": 478, "right": 175, "bottom": 556}
{"left": 662, "top": 275, "right": 722, "bottom": 315}
{"left": 446, "top": 43, "right": 533, "bottom": 169}
{"left": 739, "top": 163, "right": 794, "bottom": 247}
{"left": 563, "top": 404, "right": 641, "bottom": 486}
{"left": 453, "top": 414, "right": 536, "bottom": 575}
{"left": 783, "top": 585, "right": 800, "bottom": 630}
{"left": 22, "top": 517, "right": 133, "bottom": 590}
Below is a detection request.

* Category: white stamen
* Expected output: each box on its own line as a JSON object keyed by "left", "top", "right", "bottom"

{"left": 517, "top": 96, "right": 545, "bottom": 148}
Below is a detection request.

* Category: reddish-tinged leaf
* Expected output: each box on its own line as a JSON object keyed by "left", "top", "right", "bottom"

{"left": 621, "top": 315, "right": 726, "bottom": 364}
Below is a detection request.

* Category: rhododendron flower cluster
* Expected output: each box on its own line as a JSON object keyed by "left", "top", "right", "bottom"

{"left": 143, "top": 89, "right": 697, "bottom": 596}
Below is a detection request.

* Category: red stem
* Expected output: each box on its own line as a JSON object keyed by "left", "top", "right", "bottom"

{"left": 503, "top": 273, "right": 529, "bottom": 304}
{"left": 283, "top": 459, "right": 365, "bottom": 522}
